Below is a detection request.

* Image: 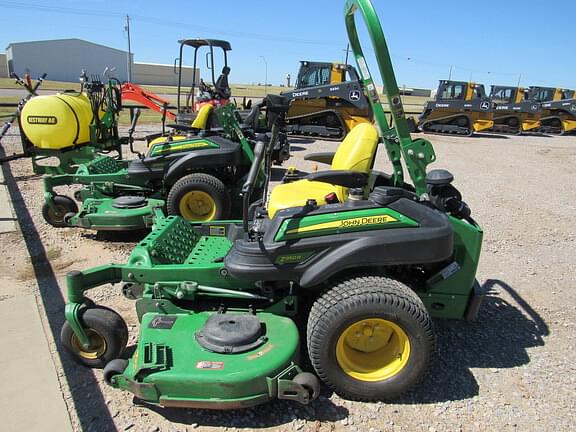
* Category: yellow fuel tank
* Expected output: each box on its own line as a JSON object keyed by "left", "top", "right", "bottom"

{"left": 20, "top": 93, "right": 94, "bottom": 150}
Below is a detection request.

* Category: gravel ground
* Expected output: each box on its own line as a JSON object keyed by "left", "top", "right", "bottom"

{"left": 0, "top": 127, "right": 575, "bottom": 432}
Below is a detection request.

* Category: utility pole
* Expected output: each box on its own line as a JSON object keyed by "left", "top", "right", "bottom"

{"left": 125, "top": 15, "right": 132, "bottom": 82}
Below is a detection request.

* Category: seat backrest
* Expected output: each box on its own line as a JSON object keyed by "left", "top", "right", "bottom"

{"left": 331, "top": 123, "right": 379, "bottom": 172}
{"left": 214, "top": 66, "right": 231, "bottom": 99}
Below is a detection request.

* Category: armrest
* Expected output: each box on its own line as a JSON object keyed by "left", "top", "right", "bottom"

{"left": 303, "top": 152, "right": 336, "bottom": 165}
{"left": 305, "top": 170, "right": 369, "bottom": 188}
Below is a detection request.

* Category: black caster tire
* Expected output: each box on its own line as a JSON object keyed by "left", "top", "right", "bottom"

{"left": 293, "top": 372, "right": 321, "bottom": 401}
{"left": 307, "top": 275, "right": 435, "bottom": 401}
{"left": 61, "top": 306, "right": 129, "bottom": 369}
{"left": 63, "top": 212, "right": 76, "bottom": 226}
{"left": 103, "top": 359, "right": 129, "bottom": 385}
{"left": 167, "top": 173, "right": 230, "bottom": 222}
{"left": 42, "top": 195, "right": 78, "bottom": 227}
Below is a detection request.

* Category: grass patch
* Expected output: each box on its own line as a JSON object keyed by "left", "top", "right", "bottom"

{"left": 1, "top": 88, "right": 427, "bottom": 126}
{"left": 0, "top": 77, "right": 290, "bottom": 97}
{"left": 0, "top": 77, "right": 81, "bottom": 91}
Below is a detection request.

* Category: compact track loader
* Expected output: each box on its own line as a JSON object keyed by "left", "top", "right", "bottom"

{"left": 528, "top": 87, "right": 576, "bottom": 135}
{"left": 418, "top": 80, "right": 494, "bottom": 135}
{"left": 61, "top": 0, "right": 484, "bottom": 410}
{"left": 486, "top": 86, "right": 541, "bottom": 134}
{"left": 282, "top": 61, "right": 373, "bottom": 138}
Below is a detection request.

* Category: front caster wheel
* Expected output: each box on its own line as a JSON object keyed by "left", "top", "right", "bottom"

{"left": 307, "top": 275, "right": 435, "bottom": 401}
{"left": 293, "top": 372, "right": 321, "bottom": 401}
{"left": 103, "top": 359, "right": 129, "bottom": 385}
{"left": 42, "top": 195, "right": 78, "bottom": 227}
{"left": 61, "top": 306, "right": 128, "bottom": 368}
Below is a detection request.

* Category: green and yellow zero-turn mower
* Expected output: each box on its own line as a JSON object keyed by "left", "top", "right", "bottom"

{"left": 61, "top": 0, "right": 484, "bottom": 409}
{"left": 2, "top": 66, "right": 290, "bottom": 231}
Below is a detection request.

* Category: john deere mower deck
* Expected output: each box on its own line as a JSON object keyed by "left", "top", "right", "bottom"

{"left": 62, "top": 0, "right": 484, "bottom": 409}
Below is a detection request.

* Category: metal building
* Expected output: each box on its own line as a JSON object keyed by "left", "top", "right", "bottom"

{"left": 133, "top": 62, "right": 199, "bottom": 87}
{"left": 0, "top": 53, "right": 7, "bottom": 77}
{"left": 6, "top": 38, "right": 132, "bottom": 82}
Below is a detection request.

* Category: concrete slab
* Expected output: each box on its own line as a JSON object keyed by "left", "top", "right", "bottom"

{"left": 0, "top": 295, "right": 72, "bottom": 431}
{"left": 0, "top": 168, "right": 17, "bottom": 233}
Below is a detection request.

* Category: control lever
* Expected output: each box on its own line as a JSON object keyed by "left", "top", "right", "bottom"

{"left": 241, "top": 139, "right": 266, "bottom": 233}
{"left": 128, "top": 109, "right": 143, "bottom": 158}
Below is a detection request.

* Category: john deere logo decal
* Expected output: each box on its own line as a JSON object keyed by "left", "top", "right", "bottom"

{"left": 149, "top": 139, "right": 217, "bottom": 156}
{"left": 285, "top": 214, "right": 398, "bottom": 236}
{"left": 338, "top": 215, "right": 397, "bottom": 228}
{"left": 480, "top": 101, "right": 490, "bottom": 111}
{"left": 27, "top": 115, "right": 57, "bottom": 125}
{"left": 275, "top": 208, "right": 419, "bottom": 242}
{"left": 350, "top": 90, "right": 361, "bottom": 101}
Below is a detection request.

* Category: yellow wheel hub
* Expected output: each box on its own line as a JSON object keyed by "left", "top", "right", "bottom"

{"left": 179, "top": 190, "right": 217, "bottom": 221}
{"left": 70, "top": 329, "right": 107, "bottom": 360}
{"left": 336, "top": 318, "right": 410, "bottom": 381}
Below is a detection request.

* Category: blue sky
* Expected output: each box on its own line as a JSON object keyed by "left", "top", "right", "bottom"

{"left": 0, "top": 0, "right": 574, "bottom": 89}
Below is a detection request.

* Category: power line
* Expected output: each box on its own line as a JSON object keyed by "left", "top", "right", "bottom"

{"left": 0, "top": 1, "right": 122, "bottom": 17}
{"left": 0, "top": 1, "right": 346, "bottom": 47}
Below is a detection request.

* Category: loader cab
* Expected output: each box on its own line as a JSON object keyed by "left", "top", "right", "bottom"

{"left": 436, "top": 80, "right": 486, "bottom": 102}
{"left": 175, "top": 39, "right": 232, "bottom": 119}
{"left": 490, "top": 86, "right": 524, "bottom": 104}
{"left": 528, "top": 87, "right": 572, "bottom": 103}
{"left": 295, "top": 61, "right": 361, "bottom": 89}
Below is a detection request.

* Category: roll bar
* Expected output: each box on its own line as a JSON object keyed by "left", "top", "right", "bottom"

{"left": 344, "top": 0, "right": 436, "bottom": 196}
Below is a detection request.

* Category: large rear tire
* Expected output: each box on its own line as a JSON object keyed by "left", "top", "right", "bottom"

{"left": 307, "top": 275, "right": 434, "bottom": 401}
{"left": 167, "top": 173, "right": 230, "bottom": 221}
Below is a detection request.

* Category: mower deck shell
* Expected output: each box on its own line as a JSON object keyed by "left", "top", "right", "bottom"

{"left": 114, "top": 311, "right": 302, "bottom": 408}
